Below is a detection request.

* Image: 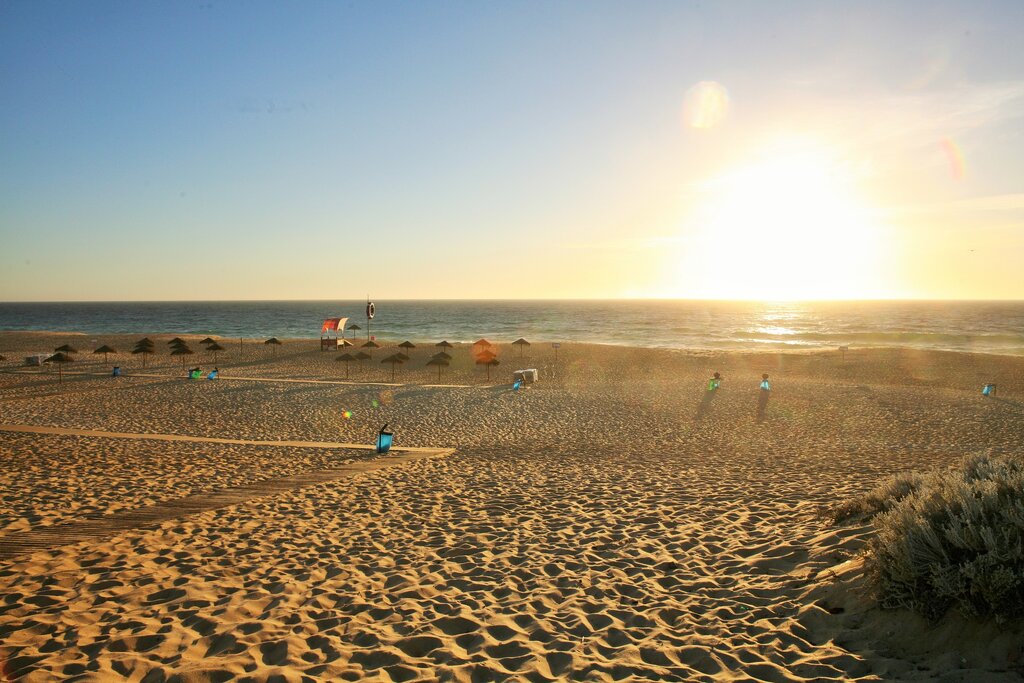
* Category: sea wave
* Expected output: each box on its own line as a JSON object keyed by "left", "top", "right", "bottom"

{"left": 1, "top": 300, "right": 1022, "bottom": 356}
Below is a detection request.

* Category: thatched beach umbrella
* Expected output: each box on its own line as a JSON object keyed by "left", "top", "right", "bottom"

{"left": 168, "top": 337, "right": 186, "bottom": 346}
{"left": 335, "top": 352, "right": 356, "bottom": 379}
{"left": 426, "top": 357, "right": 449, "bottom": 382}
{"left": 55, "top": 344, "right": 78, "bottom": 355}
{"left": 348, "top": 324, "right": 361, "bottom": 336}
{"left": 206, "top": 342, "right": 225, "bottom": 364}
{"left": 45, "top": 352, "right": 73, "bottom": 382}
{"left": 381, "top": 353, "right": 404, "bottom": 382}
{"left": 362, "top": 340, "right": 380, "bottom": 352}
{"left": 436, "top": 341, "right": 453, "bottom": 352}
{"left": 472, "top": 339, "right": 494, "bottom": 362}
{"left": 200, "top": 337, "right": 217, "bottom": 346}
{"left": 132, "top": 340, "right": 155, "bottom": 369}
{"left": 476, "top": 356, "right": 500, "bottom": 381}
{"left": 355, "top": 351, "right": 372, "bottom": 363}
{"left": 512, "top": 338, "right": 530, "bottom": 358}
{"left": 170, "top": 346, "right": 194, "bottom": 370}
{"left": 265, "top": 337, "right": 282, "bottom": 357}
{"left": 399, "top": 341, "right": 416, "bottom": 353}
{"left": 93, "top": 345, "right": 117, "bottom": 365}
{"left": 395, "top": 352, "right": 410, "bottom": 362}
{"left": 432, "top": 351, "right": 452, "bottom": 361}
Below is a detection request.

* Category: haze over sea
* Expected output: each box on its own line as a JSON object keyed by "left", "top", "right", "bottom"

{"left": 2, "top": 300, "right": 1023, "bottom": 356}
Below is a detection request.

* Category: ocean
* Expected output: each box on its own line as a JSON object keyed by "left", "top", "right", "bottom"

{"left": 1, "top": 300, "right": 1023, "bottom": 356}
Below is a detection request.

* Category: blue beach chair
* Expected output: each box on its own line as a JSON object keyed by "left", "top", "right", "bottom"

{"left": 207, "top": 369, "right": 219, "bottom": 380}
{"left": 513, "top": 378, "right": 523, "bottom": 391}
{"left": 982, "top": 383, "right": 997, "bottom": 397}
{"left": 376, "top": 423, "right": 394, "bottom": 454}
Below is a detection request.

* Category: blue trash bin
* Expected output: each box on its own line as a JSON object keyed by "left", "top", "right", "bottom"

{"left": 376, "top": 423, "right": 394, "bottom": 454}
{"left": 982, "top": 383, "right": 996, "bottom": 396}
{"left": 112, "top": 366, "right": 121, "bottom": 377}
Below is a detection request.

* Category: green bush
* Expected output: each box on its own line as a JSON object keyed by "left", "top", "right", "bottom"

{"left": 850, "top": 454, "right": 1024, "bottom": 622}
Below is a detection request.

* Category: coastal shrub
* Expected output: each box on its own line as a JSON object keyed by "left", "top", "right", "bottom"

{"left": 830, "top": 470, "right": 925, "bottom": 524}
{"left": 856, "top": 453, "right": 1024, "bottom": 622}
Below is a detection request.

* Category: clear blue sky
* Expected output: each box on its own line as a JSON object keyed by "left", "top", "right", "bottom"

{"left": 2, "top": 1, "right": 1023, "bottom": 300}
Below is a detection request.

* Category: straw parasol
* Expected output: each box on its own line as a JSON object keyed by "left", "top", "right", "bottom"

{"left": 476, "top": 356, "right": 500, "bottom": 381}
{"left": 264, "top": 337, "right": 282, "bottom": 357}
{"left": 356, "top": 352, "right": 372, "bottom": 374}
{"left": 348, "top": 324, "right": 362, "bottom": 334}
{"left": 436, "top": 341, "right": 453, "bottom": 352}
{"left": 432, "top": 351, "right": 452, "bottom": 361}
{"left": 132, "top": 339, "right": 155, "bottom": 368}
{"left": 200, "top": 337, "right": 217, "bottom": 346}
{"left": 168, "top": 337, "right": 186, "bottom": 346}
{"left": 512, "top": 338, "right": 530, "bottom": 358}
{"left": 206, "top": 342, "right": 225, "bottom": 364}
{"left": 45, "top": 352, "right": 73, "bottom": 382}
{"left": 170, "top": 346, "right": 194, "bottom": 370}
{"left": 399, "top": 341, "right": 416, "bottom": 353}
{"left": 55, "top": 344, "right": 78, "bottom": 354}
{"left": 362, "top": 340, "right": 380, "bottom": 349}
{"left": 395, "top": 352, "right": 410, "bottom": 362}
{"left": 426, "top": 356, "right": 449, "bottom": 382}
{"left": 335, "top": 352, "right": 356, "bottom": 379}
{"left": 472, "top": 339, "right": 494, "bottom": 362}
{"left": 380, "top": 353, "right": 404, "bottom": 382}
{"left": 93, "top": 345, "right": 117, "bottom": 365}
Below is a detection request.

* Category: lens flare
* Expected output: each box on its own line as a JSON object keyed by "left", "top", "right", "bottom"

{"left": 940, "top": 137, "right": 965, "bottom": 181}
{"left": 371, "top": 399, "right": 380, "bottom": 408}
{"left": 683, "top": 81, "right": 729, "bottom": 129}
{"left": 342, "top": 410, "right": 352, "bottom": 419}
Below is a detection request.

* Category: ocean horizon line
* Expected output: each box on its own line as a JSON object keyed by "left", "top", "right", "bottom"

{"left": 3, "top": 297, "right": 1024, "bottom": 304}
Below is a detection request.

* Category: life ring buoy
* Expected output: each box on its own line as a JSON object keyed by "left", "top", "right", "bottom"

{"left": 366, "top": 302, "right": 375, "bottom": 320}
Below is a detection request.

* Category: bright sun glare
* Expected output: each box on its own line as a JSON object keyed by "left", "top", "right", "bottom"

{"left": 675, "top": 145, "right": 884, "bottom": 300}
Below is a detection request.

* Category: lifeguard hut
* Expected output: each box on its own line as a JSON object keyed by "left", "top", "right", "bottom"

{"left": 320, "top": 317, "right": 349, "bottom": 351}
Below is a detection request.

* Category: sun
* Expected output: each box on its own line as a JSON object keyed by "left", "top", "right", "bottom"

{"left": 671, "top": 144, "right": 884, "bottom": 300}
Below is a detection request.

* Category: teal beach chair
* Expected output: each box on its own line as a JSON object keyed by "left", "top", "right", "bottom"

{"left": 376, "top": 424, "right": 394, "bottom": 454}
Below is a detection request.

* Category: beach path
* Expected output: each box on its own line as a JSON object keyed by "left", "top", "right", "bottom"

{"left": 0, "top": 423, "right": 451, "bottom": 560}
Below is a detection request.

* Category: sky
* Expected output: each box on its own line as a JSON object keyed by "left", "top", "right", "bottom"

{"left": 1, "top": 0, "right": 1023, "bottom": 301}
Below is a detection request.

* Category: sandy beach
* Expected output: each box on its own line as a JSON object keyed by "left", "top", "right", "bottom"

{"left": 0, "top": 331, "right": 1022, "bottom": 681}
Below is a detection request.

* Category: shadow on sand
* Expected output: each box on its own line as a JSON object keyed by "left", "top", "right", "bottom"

{"left": 694, "top": 390, "right": 717, "bottom": 422}
{"left": 757, "top": 391, "right": 770, "bottom": 422}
